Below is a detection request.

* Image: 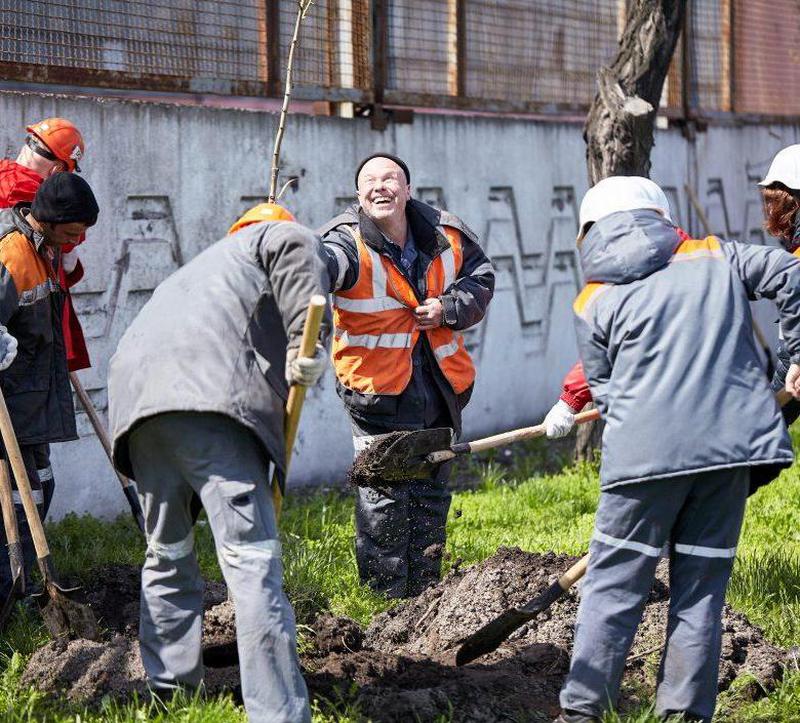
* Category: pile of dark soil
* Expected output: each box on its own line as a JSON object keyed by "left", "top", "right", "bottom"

{"left": 20, "top": 550, "right": 787, "bottom": 722}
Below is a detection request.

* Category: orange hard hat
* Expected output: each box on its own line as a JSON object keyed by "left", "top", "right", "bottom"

{"left": 228, "top": 203, "right": 296, "bottom": 235}
{"left": 26, "top": 117, "right": 85, "bottom": 172}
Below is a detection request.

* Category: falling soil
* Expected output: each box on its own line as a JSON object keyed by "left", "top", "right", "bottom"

{"left": 21, "top": 551, "right": 787, "bottom": 721}
{"left": 348, "top": 427, "right": 453, "bottom": 487}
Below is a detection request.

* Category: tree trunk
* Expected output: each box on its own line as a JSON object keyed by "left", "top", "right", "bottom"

{"left": 584, "top": 0, "right": 686, "bottom": 185}
{"left": 576, "top": 0, "right": 686, "bottom": 462}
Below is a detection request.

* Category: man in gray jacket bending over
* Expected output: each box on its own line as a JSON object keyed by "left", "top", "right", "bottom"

{"left": 108, "top": 203, "right": 329, "bottom": 723}
{"left": 556, "top": 177, "right": 800, "bottom": 723}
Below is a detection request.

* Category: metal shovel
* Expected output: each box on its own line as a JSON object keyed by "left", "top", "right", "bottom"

{"left": 351, "top": 408, "right": 601, "bottom": 487}
{"left": 0, "top": 460, "right": 24, "bottom": 629}
{"left": 0, "top": 387, "right": 98, "bottom": 640}
{"left": 455, "top": 554, "right": 589, "bottom": 666}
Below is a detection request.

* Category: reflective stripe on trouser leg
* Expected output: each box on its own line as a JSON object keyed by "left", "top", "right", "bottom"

{"left": 0, "top": 446, "right": 48, "bottom": 599}
{"left": 129, "top": 418, "right": 208, "bottom": 693}
{"left": 561, "top": 476, "right": 694, "bottom": 718}
{"left": 198, "top": 433, "right": 310, "bottom": 723}
{"left": 655, "top": 468, "right": 749, "bottom": 722}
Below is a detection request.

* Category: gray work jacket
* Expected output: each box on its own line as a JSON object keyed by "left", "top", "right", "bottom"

{"left": 109, "top": 221, "right": 331, "bottom": 480}
{"left": 575, "top": 210, "right": 800, "bottom": 489}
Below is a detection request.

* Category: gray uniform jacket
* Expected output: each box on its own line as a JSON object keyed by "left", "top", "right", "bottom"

{"left": 318, "top": 199, "right": 494, "bottom": 434}
{"left": 0, "top": 207, "right": 75, "bottom": 445}
{"left": 575, "top": 209, "right": 800, "bottom": 489}
{"left": 109, "top": 221, "right": 331, "bottom": 480}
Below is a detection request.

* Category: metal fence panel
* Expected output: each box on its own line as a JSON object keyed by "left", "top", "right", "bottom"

{"left": 0, "top": 0, "right": 266, "bottom": 94}
{"left": 734, "top": 0, "right": 800, "bottom": 116}
{"left": 0, "top": 0, "right": 797, "bottom": 120}
{"left": 464, "top": 0, "right": 619, "bottom": 107}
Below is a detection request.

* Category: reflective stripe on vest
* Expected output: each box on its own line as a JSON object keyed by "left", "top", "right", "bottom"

{"left": 332, "top": 225, "right": 476, "bottom": 396}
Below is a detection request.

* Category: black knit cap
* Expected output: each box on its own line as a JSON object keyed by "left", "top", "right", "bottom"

{"left": 354, "top": 152, "right": 411, "bottom": 188}
{"left": 31, "top": 173, "right": 99, "bottom": 226}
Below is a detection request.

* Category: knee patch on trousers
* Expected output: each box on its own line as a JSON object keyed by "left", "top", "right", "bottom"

{"left": 148, "top": 529, "right": 195, "bottom": 561}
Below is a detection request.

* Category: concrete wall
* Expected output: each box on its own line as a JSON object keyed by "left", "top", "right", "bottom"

{"left": 0, "top": 90, "right": 797, "bottom": 520}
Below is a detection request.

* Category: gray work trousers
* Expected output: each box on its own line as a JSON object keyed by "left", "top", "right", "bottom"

{"left": 560, "top": 468, "right": 749, "bottom": 723}
{"left": 352, "top": 416, "right": 453, "bottom": 599}
{"left": 0, "top": 444, "right": 53, "bottom": 600}
{"left": 128, "top": 412, "right": 310, "bottom": 723}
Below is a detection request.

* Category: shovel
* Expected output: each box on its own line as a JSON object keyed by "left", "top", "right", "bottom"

{"left": 0, "top": 387, "right": 98, "bottom": 640}
{"left": 70, "top": 372, "right": 145, "bottom": 534}
{"left": 351, "top": 408, "right": 601, "bottom": 487}
{"left": 0, "top": 460, "right": 24, "bottom": 629}
{"left": 270, "top": 294, "right": 327, "bottom": 521}
{"left": 455, "top": 554, "right": 588, "bottom": 666}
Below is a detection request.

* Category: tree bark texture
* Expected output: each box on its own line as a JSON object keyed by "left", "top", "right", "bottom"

{"left": 584, "top": 0, "right": 686, "bottom": 185}
{"left": 576, "top": 1, "right": 686, "bottom": 462}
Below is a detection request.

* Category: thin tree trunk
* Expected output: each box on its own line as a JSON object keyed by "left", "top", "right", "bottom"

{"left": 584, "top": 0, "right": 685, "bottom": 185}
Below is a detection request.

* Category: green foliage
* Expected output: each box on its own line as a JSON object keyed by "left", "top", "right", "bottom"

{"left": 3, "top": 443, "right": 800, "bottom": 720}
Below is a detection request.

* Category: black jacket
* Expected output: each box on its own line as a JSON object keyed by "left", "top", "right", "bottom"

{"left": 0, "top": 207, "right": 76, "bottom": 444}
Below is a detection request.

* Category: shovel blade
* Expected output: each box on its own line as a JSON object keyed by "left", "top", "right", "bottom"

{"left": 455, "top": 579, "right": 565, "bottom": 666}
{"left": 34, "top": 555, "right": 99, "bottom": 640}
{"left": 37, "top": 581, "right": 100, "bottom": 641}
{"left": 350, "top": 427, "right": 454, "bottom": 487}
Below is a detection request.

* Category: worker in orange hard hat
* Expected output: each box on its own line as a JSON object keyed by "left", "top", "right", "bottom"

{"left": 0, "top": 117, "right": 93, "bottom": 545}
{"left": 26, "top": 118, "right": 84, "bottom": 173}
{"left": 228, "top": 202, "right": 296, "bottom": 235}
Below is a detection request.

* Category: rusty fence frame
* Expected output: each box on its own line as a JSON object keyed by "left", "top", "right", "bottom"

{"left": 0, "top": 0, "right": 797, "bottom": 126}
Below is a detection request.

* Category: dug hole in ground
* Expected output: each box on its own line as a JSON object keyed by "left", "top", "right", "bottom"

{"left": 22, "top": 547, "right": 786, "bottom": 722}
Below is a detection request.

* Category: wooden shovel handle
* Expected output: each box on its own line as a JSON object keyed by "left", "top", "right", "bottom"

{"left": 271, "top": 294, "right": 327, "bottom": 520}
{"left": 558, "top": 553, "right": 589, "bottom": 591}
{"left": 466, "top": 408, "right": 600, "bottom": 454}
{"left": 0, "top": 461, "right": 20, "bottom": 546}
{"left": 0, "top": 388, "right": 49, "bottom": 558}
{"left": 69, "top": 372, "right": 133, "bottom": 491}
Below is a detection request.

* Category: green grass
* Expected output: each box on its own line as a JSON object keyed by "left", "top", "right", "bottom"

{"left": 2, "top": 435, "right": 800, "bottom": 720}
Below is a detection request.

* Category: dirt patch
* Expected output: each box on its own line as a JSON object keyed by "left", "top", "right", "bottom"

{"left": 82, "top": 564, "right": 227, "bottom": 635}
{"left": 20, "top": 551, "right": 786, "bottom": 721}
{"left": 308, "top": 548, "right": 786, "bottom": 722}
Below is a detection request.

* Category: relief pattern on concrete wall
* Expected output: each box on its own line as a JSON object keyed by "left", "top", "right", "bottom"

{"left": 69, "top": 173, "right": 770, "bottom": 439}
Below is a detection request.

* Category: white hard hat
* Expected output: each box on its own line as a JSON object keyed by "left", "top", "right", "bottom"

{"left": 578, "top": 176, "right": 672, "bottom": 242}
{"left": 758, "top": 145, "right": 800, "bottom": 190}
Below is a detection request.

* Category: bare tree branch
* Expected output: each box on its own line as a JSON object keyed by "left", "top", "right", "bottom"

{"left": 268, "top": 1, "right": 315, "bottom": 203}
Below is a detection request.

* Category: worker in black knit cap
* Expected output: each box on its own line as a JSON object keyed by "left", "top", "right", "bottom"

{"left": 0, "top": 172, "right": 98, "bottom": 600}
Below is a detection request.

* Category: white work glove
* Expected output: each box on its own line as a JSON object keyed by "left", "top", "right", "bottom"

{"left": 0, "top": 326, "right": 18, "bottom": 371}
{"left": 543, "top": 399, "right": 577, "bottom": 438}
{"left": 61, "top": 248, "right": 79, "bottom": 275}
{"left": 285, "top": 344, "right": 327, "bottom": 387}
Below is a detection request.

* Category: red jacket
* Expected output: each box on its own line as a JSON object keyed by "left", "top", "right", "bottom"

{"left": 0, "top": 159, "right": 90, "bottom": 371}
{"left": 560, "top": 226, "right": 693, "bottom": 411}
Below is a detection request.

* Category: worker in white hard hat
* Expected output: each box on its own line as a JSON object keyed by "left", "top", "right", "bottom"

{"left": 543, "top": 179, "right": 694, "bottom": 440}
{"left": 555, "top": 175, "right": 800, "bottom": 723}
{"left": 758, "top": 145, "right": 800, "bottom": 424}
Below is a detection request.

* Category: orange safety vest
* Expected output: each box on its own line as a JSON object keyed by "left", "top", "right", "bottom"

{"left": 332, "top": 225, "right": 476, "bottom": 396}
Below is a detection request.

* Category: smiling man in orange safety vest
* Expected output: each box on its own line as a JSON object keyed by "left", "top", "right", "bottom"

{"left": 319, "top": 153, "right": 495, "bottom": 598}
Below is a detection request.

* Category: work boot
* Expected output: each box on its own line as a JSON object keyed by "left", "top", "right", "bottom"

{"left": 552, "top": 711, "right": 600, "bottom": 723}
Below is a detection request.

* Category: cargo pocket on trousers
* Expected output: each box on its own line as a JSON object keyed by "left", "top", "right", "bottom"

{"left": 215, "top": 479, "right": 270, "bottom": 545}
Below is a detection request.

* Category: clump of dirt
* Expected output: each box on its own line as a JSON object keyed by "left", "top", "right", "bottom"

{"left": 20, "top": 551, "right": 787, "bottom": 722}
{"left": 310, "top": 613, "right": 363, "bottom": 657}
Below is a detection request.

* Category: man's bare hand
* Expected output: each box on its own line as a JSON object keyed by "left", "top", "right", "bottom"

{"left": 786, "top": 363, "right": 800, "bottom": 399}
{"left": 414, "top": 297, "right": 443, "bottom": 330}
